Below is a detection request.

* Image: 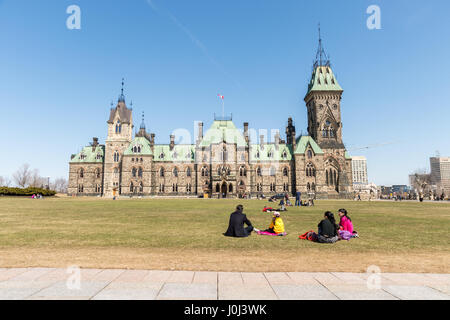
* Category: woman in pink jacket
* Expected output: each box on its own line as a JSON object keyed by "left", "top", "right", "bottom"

{"left": 338, "top": 208, "right": 358, "bottom": 239}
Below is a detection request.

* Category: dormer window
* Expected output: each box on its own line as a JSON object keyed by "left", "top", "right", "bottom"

{"left": 268, "top": 151, "right": 273, "bottom": 158}
{"left": 282, "top": 151, "right": 287, "bottom": 159}
{"left": 255, "top": 151, "right": 260, "bottom": 159}
{"left": 96, "top": 154, "right": 102, "bottom": 160}
{"left": 173, "top": 151, "right": 178, "bottom": 159}
{"left": 159, "top": 153, "right": 165, "bottom": 159}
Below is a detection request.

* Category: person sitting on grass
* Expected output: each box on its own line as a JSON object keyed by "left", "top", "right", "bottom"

{"left": 224, "top": 204, "right": 254, "bottom": 238}
{"left": 338, "top": 208, "right": 359, "bottom": 238}
{"left": 317, "top": 211, "right": 339, "bottom": 243}
{"left": 254, "top": 211, "right": 285, "bottom": 235}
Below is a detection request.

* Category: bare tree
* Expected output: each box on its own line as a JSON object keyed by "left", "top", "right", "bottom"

{"left": 0, "top": 176, "right": 12, "bottom": 187}
{"left": 51, "top": 178, "right": 68, "bottom": 193}
{"left": 12, "top": 164, "right": 32, "bottom": 188}
{"left": 411, "top": 172, "right": 432, "bottom": 197}
{"left": 29, "top": 169, "right": 46, "bottom": 188}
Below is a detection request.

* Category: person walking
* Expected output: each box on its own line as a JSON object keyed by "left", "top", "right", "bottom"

{"left": 224, "top": 205, "right": 254, "bottom": 238}
{"left": 295, "top": 191, "right": 301, "bottom": 206}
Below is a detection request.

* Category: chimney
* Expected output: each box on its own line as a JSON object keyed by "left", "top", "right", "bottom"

{"left": 150, "top": 133, "right": 155, "bottom": 152}
{"left": 275, "top": 132, "right": 280, "bottom": 150}
{"left": 91, "top": 137, "right": 99, "bottom": 151}
{"left": 198, "top": 122, "right": 203, "bottom": 142}
{"left": 243, "top": 122, "right": 249, "bottom": 142}
{"left": 170, "top": 135, "right": 175, "bottom": 150}
{"left": 260, "top": 134, "right": 264, "bottom": 150}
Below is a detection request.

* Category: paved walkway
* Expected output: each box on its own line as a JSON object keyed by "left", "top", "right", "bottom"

{"left": 0, "top": 268, "right": 448, "bottom": 300}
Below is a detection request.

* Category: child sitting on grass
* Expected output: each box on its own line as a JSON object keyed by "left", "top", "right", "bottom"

{"left": 254, "top": 211, "right": 285, "bottom": 235}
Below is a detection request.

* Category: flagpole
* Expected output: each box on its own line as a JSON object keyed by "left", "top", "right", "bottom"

{"left": 222, "top": 98, "right": 224, "bottom": 119}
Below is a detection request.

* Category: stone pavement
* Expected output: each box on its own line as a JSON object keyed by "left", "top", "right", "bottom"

{"left": 0, "top": 268, "right": 448, "bottom": 300}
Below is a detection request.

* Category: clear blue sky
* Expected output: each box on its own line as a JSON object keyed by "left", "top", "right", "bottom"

{"left": 0, "top": 0, "right": 449, "bottom": 186}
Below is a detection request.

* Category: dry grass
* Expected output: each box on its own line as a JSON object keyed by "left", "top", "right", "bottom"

{"left": 0, "top": 197, "right": 449, "bottom": 273}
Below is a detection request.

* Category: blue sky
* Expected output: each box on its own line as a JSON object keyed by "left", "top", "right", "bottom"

{"left": 0, "top": 0, "right": 449, "bottom": 185}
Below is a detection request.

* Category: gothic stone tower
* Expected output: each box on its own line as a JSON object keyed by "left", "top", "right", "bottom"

{"left": 298, "top": 29, "right": 353, "bottom": 198}
{"left": 103, "top": 80, "right": 133, "bottom": 197}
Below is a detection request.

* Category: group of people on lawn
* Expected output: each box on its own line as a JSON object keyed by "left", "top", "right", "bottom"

{"left": 224, "top": 205, "right": 358, "bottom": 243}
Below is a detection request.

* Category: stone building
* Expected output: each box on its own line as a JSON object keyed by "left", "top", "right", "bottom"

{"left": 68, "top": 37, "right": 353, "bottom": 199}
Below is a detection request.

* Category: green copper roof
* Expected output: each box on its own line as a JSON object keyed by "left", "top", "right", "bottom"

{"left": 250, "top": 144, "right": 293, "bottom": 161}
{"left": 306, "top": 66, "right": 343, "bottom": 96}
{"left": 124, "top": 137, "right": 153, "bottom": 156}
{"left": 70, "top": 145, "right": 105, "bottom": 163}
{"left": 199, "top": 120, "right": 247, "bottom": 148}
{"left": 294, "top": 136, "right": 324, "bottom": 155}
{"left": 153, "top": 144, "right": 195, "bottom": 162}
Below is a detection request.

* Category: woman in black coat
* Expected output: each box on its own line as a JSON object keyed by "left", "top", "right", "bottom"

{"left": 317, "top": 211, "right": 339, "bottom": 243}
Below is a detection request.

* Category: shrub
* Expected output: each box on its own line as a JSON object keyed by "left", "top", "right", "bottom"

{"left": 0, "top": 187, "right": 56, "bottom": 197}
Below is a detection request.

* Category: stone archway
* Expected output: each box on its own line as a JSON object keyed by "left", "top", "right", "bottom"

{"left": 221, "top": 182, "right": 227, "bottom": 198}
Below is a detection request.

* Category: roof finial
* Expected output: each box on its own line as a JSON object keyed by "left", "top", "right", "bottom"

{"left": 140, "top": 111, "right": 146, "bottom": 130}
{"left": 118, "top": 78, "right": 126, "bottom": 103}
{"left": 314, "top": 23, "right": 330, "bottom": 68}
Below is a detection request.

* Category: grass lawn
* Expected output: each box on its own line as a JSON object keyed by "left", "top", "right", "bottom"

{"left": 0, "top": 197, "right": 449, "bottom": 273}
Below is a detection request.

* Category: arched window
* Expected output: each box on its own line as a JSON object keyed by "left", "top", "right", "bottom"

{"left": 132, "top": 168, "right": 137, "bottom": 177}
{"left": 333, "top": 170, "right": 337, "bottom": 186}
{"left": 173, "top": 167, "right": 178, "bottom": 177}
{"left": 229, "top": 184, "right": 233, "bottom": 192}
{"left": 239, "top": 166, "right": 247, "bottom": 177}
{"left": 79, "top": 168, "right": 84, "bottom": 178}
{"left": 307, "top": 150, "right": 313, "bottom": 159}
{"left": 257, "top": 167, "right": 262, "bottom": 177}
{"left": 186, "top": 167, "right": 191, "bottom": 177}
{"left": 283, "top": 167, "right": 288, "bottom": 177}
{"left": 221, "top": 146, "right": 228, "bottom": 161}
{"left": 202, "top": 167, "right": 209, "bottom": 177}
{"left": 115, "top": 121, "right": 122, "bottom": 134}
{"left": 160, "top": 167, "right": 165, "bottom": 177}
{"left": 138, "top": 167, "right": 143, "bottom": 178}
{"left": 114, "top": 151, "right": 119, "bottom": 162}
{"left": 282, "top": 151, "right": 287, "bottom": 159}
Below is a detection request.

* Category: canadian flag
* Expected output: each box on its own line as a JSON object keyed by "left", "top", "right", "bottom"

{"left": 217, "top": 94, "right": 224, "bottom": 99}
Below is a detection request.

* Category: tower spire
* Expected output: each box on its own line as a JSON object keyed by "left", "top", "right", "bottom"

{"left": 314, "top": 23, "right": 330, "bottom": 68}
{"left": 140, "top": 111, "right": 146, "bottom": 130}
{"left": 118, "top": 78, "right": 126, "bottom": 103}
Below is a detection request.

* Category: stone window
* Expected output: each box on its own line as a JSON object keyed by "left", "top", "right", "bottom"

{"left": 132, "top": 168, "right": 137, "bottom": 178}
{"left": 79, "top": 168, "right": 84, "bottom": 178}
{"left": 138, "top": 167, "right": 143, "bottom": 178}
{"left": 283, "top": 167, "right": 288, "bottom": 177}
{"left": 160, "top": 167, "right": 164, "bottom": 177}
{"left": 173, "top": 167, "right": 178, "bottom": 177}
{"left": 307, "top": 150, "right": 313, "bottom": 159}
{"left": 269, "top": 167, "right": 276, "bottom": 176}
{"left": 186, "top": 167, "right": 191, "bottom": 177}
{"left": 114, "top": 151, "right": 119, "bottom": 162}
{"left": 257, "top": 167, "right": 262, "bottom": 177}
